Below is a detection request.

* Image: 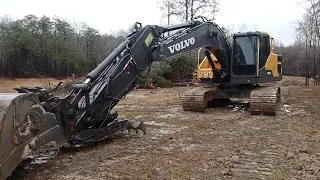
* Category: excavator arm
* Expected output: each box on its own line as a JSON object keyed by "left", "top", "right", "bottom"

{"left": 54, "top": 18, "right": 233, "bottom": 143}
{"left": 154, "top": 20, "right": 232, "bottom": 82}
{"left": 154, "top": 20, "right": 231, "bottom": 67}
{"left": 0, "top": 18, "right": 232, "bottom": 179}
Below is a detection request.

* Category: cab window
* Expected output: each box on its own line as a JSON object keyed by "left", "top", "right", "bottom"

{"left": 259, "top": 35, "right": 270, "bottom": 69}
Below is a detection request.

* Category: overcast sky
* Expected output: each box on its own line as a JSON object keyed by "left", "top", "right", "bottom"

{"left": 0, "top": 0, "right": 305, "bottom": 45}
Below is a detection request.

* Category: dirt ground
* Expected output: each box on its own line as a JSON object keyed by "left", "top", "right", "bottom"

{"left": 276, "top": 76, "right": 318, "bottom": 87}
{"left": 3, "top": 77, "right": 320, "bottom": 179}
{"left": 0, "top": 78, "right": 65, "bottom": 93}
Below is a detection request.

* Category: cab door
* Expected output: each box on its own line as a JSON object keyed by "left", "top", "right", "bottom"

{"left": 258, "top": 34, "right": 270, "bottom": 77}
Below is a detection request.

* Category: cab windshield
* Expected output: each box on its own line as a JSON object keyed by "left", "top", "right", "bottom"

{"left": 232, "top": 36, "right": 257, "bottom": 76}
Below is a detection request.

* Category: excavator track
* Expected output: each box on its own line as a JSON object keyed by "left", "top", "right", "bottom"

{"left": 249, "top": 86, "right": 281, "bottom": 116}
{"left": 181, "top": 86, "right": 215, "bottom": 112}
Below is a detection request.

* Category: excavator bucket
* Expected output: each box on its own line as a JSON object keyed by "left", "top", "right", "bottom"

{"left": 0, "top": 93, "right": 67, "bottom": 179}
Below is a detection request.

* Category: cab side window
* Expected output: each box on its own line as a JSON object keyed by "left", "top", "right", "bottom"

{"left": 259, "top": 35, "right": 270, "bottom": 69}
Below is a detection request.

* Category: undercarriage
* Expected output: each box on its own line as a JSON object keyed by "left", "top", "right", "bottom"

{"left": 181, "top": 85, "right": 281, "bottom": 116}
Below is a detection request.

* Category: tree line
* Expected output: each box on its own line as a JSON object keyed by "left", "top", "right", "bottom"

{"left": 159, "top": 0, "right": 219, "bottom": 24}
{"left": 1, "top": 0, "right": 317, "bottom": 86}
{"left": 270, "top": 0, "right": 320, "bottom": 85}
{"left": 0, "top": 15, "right": 125, "bottom": 78}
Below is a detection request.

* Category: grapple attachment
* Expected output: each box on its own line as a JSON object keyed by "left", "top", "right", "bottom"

{"left": 0, "top": 93, "right": 67, "bottom": 179}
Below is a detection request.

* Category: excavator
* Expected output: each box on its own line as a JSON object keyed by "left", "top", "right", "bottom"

{"left": 0, "top": 17, "right": 282, "bottom": 179}
{"left": 182, "top": 30, "right": 282, "bottom": 114}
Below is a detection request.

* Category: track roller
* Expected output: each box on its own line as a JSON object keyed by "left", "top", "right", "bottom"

{"left": 181, "top": 87, "right": 215, "bottom": 112}
{"left": 249, "top": 86, "right": 281, "bottom": 116}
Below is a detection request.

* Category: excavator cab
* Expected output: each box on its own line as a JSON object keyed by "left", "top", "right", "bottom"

{"left": 230, "top": 31, "right": 282, "bottom": 84}
{"left": 196, "top": 31, "right": 282, "bottom": 85}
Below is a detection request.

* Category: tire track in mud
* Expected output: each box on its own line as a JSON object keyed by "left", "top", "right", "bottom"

{"left": 209, "top": 94, "right": 320, "bottom": 180}
{"left": 227, "top": 127, "right": 286, "bottom": 180}
{"left": 195, "top": 112, "right": 290, "bottom": 179}
{"left": 151, "top": 104, "right": 290, "bottom": 179}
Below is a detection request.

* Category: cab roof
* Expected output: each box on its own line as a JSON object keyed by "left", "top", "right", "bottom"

{"left": 233, "top": 31, "right": 271, "bottom": 37}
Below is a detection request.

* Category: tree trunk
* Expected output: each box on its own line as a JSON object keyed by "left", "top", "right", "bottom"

{"left": 190, "top": 0, "right": 194, "bottom": 20}
{"left": 185, "top": 0, "right": 188, "bottom": 22}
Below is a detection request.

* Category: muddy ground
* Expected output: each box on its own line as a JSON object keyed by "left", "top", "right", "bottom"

{"left": 2, "top": 77, "right": 320, "bottom": 179}
{"left": 0, "top": 78, "right": 65, "bottom": 93}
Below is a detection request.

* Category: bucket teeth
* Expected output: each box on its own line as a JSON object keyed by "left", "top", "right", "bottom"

{"left": 249, "top": 87, "right": 281, "bottom": 116}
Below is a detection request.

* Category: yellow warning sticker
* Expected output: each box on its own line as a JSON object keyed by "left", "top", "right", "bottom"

{"left": 145, "top": 33, "right": 153, "bottom": 47}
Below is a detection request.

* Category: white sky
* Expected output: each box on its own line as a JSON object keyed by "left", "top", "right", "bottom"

{"left": 0, "top": 0, "right": 305, "bottom": 45}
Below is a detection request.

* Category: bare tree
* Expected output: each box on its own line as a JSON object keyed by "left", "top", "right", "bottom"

{"left": 159, "top": 0, "right": 180, "bottom": 25}
{"left": 221, "top": 25, "right": 235, "bottom": 43}
{"left": 294, "top": 0, "right": 320, "bottom": 85}
{"left": 237, "top": 23, "right": 248, "bottom": 33}
{"left": 158, "top": 0, "right": 219, "bottom": 23}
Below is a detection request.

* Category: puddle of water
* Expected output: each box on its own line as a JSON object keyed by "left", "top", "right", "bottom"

{"left": 31, "top": 157, "right": 48, "bottom": 165}
{"left": 282, "top": 104, "right": 292, "bottom": 113}
{"left": 228, "top": 104, "right": 247, "bottom": 112}
{"left": 26, "top": 149, "right": 59, "bottom": 165}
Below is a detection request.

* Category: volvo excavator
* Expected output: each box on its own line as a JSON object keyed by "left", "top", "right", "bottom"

{"left": 182, "top": 30, "right": 282, "bottom": 115}
{"left": 0, "top": 17, "right": 282, "bottom": 179}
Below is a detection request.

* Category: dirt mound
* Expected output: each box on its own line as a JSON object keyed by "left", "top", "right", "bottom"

{"left": 277, "top": 76, "right": 316, "bottom": 86}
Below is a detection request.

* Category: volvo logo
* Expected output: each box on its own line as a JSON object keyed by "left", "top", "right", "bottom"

{"left": 168, "top": 37, "right": 195, "bottom": 54}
